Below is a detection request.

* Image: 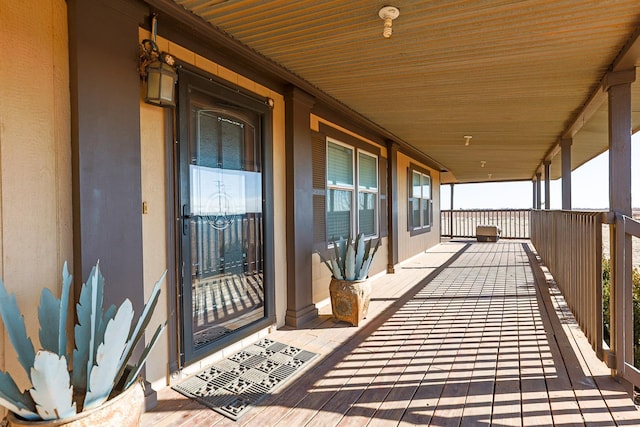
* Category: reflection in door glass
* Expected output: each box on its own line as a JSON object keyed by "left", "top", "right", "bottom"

{"left": 189, "top": 106, "right": 264, "bottom": 349}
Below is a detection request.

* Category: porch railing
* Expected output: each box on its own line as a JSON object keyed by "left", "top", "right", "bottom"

{"left": 611, "top": 213, "right": 640, "bottom": 387}
{"left": 441, "top": 209, "right": 531, "bottom": 239}
{"left": 531, "top": 209, "right": 640, "bottom": 389}
{"left": 530, "top": 210, "right": 604, "bottom": 358}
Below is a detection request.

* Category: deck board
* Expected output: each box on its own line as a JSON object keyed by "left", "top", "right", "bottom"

{"left": 142, "top": 241, "right": 640, "bottom": 426}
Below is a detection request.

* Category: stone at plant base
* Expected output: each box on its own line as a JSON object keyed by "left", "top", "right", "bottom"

{"left": 329, "top": 278, "right": 371, "bottom": 326}
{"left": 5, "top": 380, "right": 144, "bottom": 427}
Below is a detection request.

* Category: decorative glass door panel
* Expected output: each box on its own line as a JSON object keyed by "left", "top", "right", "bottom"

{"left": 179, "top": 83, "right": 266, "bottom": 362}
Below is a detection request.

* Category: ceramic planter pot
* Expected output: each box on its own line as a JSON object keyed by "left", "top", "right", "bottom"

{"left": 5, "top": 381, "right": 145, "bottom": 427}
{"left": 329, "top": 278, "right": 371, "bottom": 326}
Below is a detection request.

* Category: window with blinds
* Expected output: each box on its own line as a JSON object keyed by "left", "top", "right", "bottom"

{"left": 408, "top": 166, "right": 432, "bottom": 232}
{"left": 358, "top": 152, "right": 378, "bottom": 237}
{"left": 326, "top": 139, "right": 379, "bottom": 242}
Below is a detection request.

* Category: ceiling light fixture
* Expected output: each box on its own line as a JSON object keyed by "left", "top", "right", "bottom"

{"left": 378, "top": 6, "right": 400, "bottom": 38}
{"left": 481, "top": 161, "right": 486, "bottom": 168}
{"left": 464, "top": 135, "right": 473, "bottom": 146}
{"left": 488, "top": 173, "right": 493, "bottom": 179}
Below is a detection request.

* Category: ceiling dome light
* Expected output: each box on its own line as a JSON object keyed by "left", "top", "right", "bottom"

{"left": 378, "top": 6, "right": 400, "bottom": 38}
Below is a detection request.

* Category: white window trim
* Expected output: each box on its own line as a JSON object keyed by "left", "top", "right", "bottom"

{"left": 326, "top": 138, "right": 380, "bottom": 243}
{"left": 357, "top": 150, "right": 379, "bottom": 238}
{"left": 409, "top": 167, "right": 432, "bottom": 232}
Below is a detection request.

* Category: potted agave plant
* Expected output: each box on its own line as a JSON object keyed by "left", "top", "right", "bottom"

{"left": 318, "top": 233, "right": 381, "bottom": 326}
{"left": 0, "top": 262, "right": 166, "bottom": 426}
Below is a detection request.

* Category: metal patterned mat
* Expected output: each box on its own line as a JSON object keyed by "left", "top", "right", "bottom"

{"left": 172, "top": 338, "right": 318, "bottom": 420}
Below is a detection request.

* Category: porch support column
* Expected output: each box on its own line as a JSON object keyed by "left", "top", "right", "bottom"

{"left": 387, "top": 141, "right": 399, "bottom": 273}
{"left": 535, "top": 172, "right": 542, "bottom": 209}
{"left": 450, "top": 183, "right": 455, "bottom": 238}
{"left": 543, "top": 160, "right": 551, "bottom": 210}
{"left": 605, "top": 69, "right": 635, "bottom": 216}
{"left": 604, "top": 69, "right": 635, "bottom": 379}
{"left": 560, "top": 138, "right": 572, "bottom": 210}
{"left": 284, "top": 86, "right": 318, "bottom": 327}
{"left": 532, "top": 179, "right": 537, "bottom": 209}
{"left": 68, "top": 0, "right": 147, "bottom": 318}
{"left": 67, "top": 0, "right": 154, "bottom": 407}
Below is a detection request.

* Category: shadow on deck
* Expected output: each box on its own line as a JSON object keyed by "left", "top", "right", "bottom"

{"left": 143, "top": 240, "right": 640, "bottom": 426}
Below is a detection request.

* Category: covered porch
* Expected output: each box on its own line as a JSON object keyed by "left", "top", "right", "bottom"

{"left": 4, "top": 1, "right": 640, "bottom": 425}
{"left": 143, "top": 240, "right": 640, "bottom": 426}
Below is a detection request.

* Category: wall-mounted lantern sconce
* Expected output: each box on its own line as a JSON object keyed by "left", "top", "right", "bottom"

{"left": 139, "top": 16, "right": 177, "bottom": 107}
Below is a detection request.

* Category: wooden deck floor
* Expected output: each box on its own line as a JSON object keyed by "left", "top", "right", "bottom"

{"left": 142, "top": 241, "right": 640, "bottom": 426}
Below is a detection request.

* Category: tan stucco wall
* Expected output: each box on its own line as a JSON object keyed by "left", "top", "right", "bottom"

{"left": 397, "top": 152, "right": 441, "bottom": 262}
{"left": 139, "top": 30, "right": 287, "bottom": 386}
{"left": 139, "top": 101, "right": 170, "bottom": 387}
{"left": 0, "top": 0, "right": 73, "bottom": 393}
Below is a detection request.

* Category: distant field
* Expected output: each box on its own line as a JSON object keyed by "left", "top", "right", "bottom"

{"left": 602, "top": 210, "right": 640, "bottom": 267}
{"left": 602, "top": 224, "right": 640, "bottom": 268}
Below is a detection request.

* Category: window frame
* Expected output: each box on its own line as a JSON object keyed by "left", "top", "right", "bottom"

{"left": 326, "top": 137, "right": 379, "bottom": 244}
{"left": 357, "top": 150, "right": 379, "bottom": 239}
{"left": 326, "top": 139, "right": 355, "bottom": 242}
{"left": 408, "top": 163, "right": 433, "bottom": 235}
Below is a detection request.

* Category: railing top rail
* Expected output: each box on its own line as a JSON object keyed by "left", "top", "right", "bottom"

{"left": 601, "top": 211, "right": 617, "bottom": 224}
{"left": 532, "top": 209, "right": 607, "bottom": 213}
{"left": 441, "top": 208, "right": 532, "bottom": 212}
{"left": 532, "top": 209, "right": 607, "bottom": 220}
{"left": 604, "top": 210, "right": 640, "bottom": 224}
{"left": 617, "top": 213, "right": 640, "bottom": 238}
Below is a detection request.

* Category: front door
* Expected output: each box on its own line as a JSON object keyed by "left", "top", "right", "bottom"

{"left": 177, "top": 69, "right": 272, "bottom": 363}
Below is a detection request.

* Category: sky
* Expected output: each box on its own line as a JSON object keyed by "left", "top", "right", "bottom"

{"left": 440, "top": 132, "right": 640, "bottom": 210}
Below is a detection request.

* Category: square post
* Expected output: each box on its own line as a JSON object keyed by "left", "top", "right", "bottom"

{"left": 284, "top": 86, "right": 318, "bottom": 327}
{"left": 560, "top": 138, "right": 572, "bottom": 210}
{"left": 543, "top": 160, "right": 551, "bottom": 210}
{"left": 603, "top": 69, "right": 635, "bottom": 379}
{"left": 450, "top": 183, "right": 455, "bottom": 238}
{"left": 387, "top": 141, "right": 399, "bottom": 272}
{"left": 535, "top": 172, "right": 542, "bottom": 209}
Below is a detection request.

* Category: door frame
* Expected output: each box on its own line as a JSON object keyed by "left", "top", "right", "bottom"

{"left": 172, "top": 65, "right": 275, "bottom": 366}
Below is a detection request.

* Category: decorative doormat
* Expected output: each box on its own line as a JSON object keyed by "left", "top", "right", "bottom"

{"left": 172, "top": 338, "right": 318, "bottom": 421}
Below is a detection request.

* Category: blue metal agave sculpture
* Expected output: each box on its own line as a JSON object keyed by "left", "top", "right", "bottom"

{"left": 0, "top": 262, "right": 166, "bottom": 421}
{"left": 318, "top": 233, "right": 381, "bottom": 281}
